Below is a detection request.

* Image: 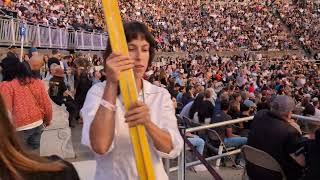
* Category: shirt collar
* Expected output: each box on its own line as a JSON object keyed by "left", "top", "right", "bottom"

{"left": 142, "top": 79, "right": 162, "bottom": 95}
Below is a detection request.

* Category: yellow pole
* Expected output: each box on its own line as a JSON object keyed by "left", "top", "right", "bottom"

{"left": 101, "top": 1, "right": 155, "bottom": 179}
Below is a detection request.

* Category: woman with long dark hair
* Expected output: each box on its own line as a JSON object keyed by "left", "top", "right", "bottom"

{"left": 189, "top": 91, "right": 214, "bottom": 124}
{"left": 0, "top": 94, "right": 79, "bottom": 180}
{"left": 0, "top": 56, "right": 52, "bottom": 151}
{"left": 181, "top": 85, "right": 195, "bottom": 106}
{"left": 81, "top": 21, "right": 183, "bottom": 180}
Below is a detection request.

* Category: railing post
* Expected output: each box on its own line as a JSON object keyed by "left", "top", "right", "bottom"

{"left": 24, "top": 22, "right": 28, "bottom": 46}
{"left": 178, "top": 127, "right": 186, "bottom": 180}
{"left": 63, "top": 29, "right": 67, "bottom": 49}
{"left": 75, "top": 31, "right": 78, "bottom": 49}
{"left": 215, "top": 145, "right": 224, "bottom": 167}
{"left": 100, "top": 34, "right": 103, "bottom": 50}
{"left": 164, "top": 159, "right": 170, "bottom": 174}
{"left": 37, "top": 24, "right": 41, "bottom": 47}
{"left": 59, "top": 29, "right": 63, "bottom": 49}
{"left": 91, "top": 33, "right": 94, "bottom": 50}
{"left": 10, "top": 19, "right": 15, "bottom": 45}
{"left": 81, "top": 31, "right": 84, "bottom": 49}
{"left": 49, "top": 27, "right": 52, "bottom": 48}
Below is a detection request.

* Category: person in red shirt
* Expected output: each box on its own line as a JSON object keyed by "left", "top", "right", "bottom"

{"left": 248, "top": 83, "right": 255, "bottom": 93}
{"left": 215, "top": 70, "right": 222, "bottom": 81}
{"left": 0, "top": 56, "right": 52, "bottom": 151}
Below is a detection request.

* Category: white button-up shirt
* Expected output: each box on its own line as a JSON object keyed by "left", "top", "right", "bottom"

{"left": 81, "top": 80, "right": 183, "bottom": 180}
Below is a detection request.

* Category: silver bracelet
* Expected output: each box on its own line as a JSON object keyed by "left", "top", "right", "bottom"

{"left": 100, "top": 99, "right": 117, "bottom": 111}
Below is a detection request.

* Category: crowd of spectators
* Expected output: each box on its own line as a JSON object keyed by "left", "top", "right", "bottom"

{"left": 146, "top": 52, "right": 320, "bottom": 177}
{"left": 1, "top": 0, "right": 302, "bottom": 52}
{"left": 149, "top": 53, "right": 320, "bottom": 119}
{"left": 120, "top": 0, "right": 298, "bottom": 52}
{"left": 0, "top": 0, "right": 105, "bottom": 32}
{"left": 3, "top": 0, "right": 320, "bottom": 53}
{"left": 275, "top": 1, "right": 320, "bottom": 53}
{"left": 1, "top": 42, "right": 320, "bottom": 179}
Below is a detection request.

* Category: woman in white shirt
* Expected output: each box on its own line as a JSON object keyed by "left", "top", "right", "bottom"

{"left": 81, "top": 22, "right": 183, "bottom": 180}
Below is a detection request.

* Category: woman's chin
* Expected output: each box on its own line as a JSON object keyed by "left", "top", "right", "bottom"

{"left": 133, "top": 72, "right": 144, "bottom": 80}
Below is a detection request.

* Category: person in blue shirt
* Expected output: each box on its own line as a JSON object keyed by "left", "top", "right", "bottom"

{"left": 175, "top": 72, "right": 182, "bottom": 86}
{"left": 176, "top": 86, "right": 185, "bottom": 103}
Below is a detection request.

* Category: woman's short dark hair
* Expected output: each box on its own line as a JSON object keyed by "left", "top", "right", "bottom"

{"left": 103, "top": 21, "right": 157, "bottom": 68}
{"left": 1, "top": 56, "right": 32, "bottom": 83}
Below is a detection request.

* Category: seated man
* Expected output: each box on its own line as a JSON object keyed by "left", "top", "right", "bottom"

{"left": 212, "top": 100, "right": 247, "bottom": 167}
{"left": 238, "top": 99, "right": 256, "bottom": 137}
{"left": 49, "top": 64, "right": 79, "bottom": 128}
{"left": 247, "top": 95, "right": 305, "bottom": 180}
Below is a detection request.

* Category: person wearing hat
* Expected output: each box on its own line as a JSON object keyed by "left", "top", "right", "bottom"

{"left": 28, "top": 47, "right": 38, "bottom": 58}
{"left": 238, "top": 99, "right": 256, "bottom": 136}
{"left": 49, "top": 64, "right": 78, "bottom": 128}
{"left": 247, "top": 95, "right": 305, "bottom": 180}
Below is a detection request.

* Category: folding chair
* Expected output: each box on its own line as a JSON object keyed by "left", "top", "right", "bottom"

{"left": 241, "top": 145, "right": 286, "bottom": 180}
{"left": 205, "top": 129, "right": 237, "bottom": 167}
{"left": 180, "top": 116, "right": 205, "bottom": 169}
{"left": 182, "top": 115, "right": 201, "bottom": 128}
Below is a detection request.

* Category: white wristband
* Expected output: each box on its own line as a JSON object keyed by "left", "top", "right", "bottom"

{"left": 100, "top": 99, "right": 117, "bottom": 111}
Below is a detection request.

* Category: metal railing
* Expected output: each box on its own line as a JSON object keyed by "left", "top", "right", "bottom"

{"left": 0, "top": 16, "right": 108, "bottom": 50}
{"left": 170, "top": 114, "right": 320, "bottom": 180}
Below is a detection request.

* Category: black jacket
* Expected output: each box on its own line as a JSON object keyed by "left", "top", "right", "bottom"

{"left": 247, "top": 110, "right": 303, "bottom": 180}
{"left": 49, "top": 76, "right": 67, "bottom": 106}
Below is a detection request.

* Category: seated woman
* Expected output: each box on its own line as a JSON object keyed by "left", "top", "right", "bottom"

{"left": 0, "top": 94, "right": 80, "bottom": 180}
{"left": 189, "top": 91, "right": 214, "bottom": 124}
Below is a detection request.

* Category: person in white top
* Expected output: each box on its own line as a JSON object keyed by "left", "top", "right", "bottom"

{"left": 312, "top": 98, "right": 320, "bottom": 119}
{"left": 81, "top": 22, "right": 183, "bottom": 180}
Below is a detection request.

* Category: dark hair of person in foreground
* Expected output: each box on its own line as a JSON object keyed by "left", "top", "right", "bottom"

{"left": 0, "top": 95, "right": 80, "bottom": 180}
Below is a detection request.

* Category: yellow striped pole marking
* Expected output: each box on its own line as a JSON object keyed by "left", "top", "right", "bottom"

{"left": 101, "top": 1, "right": 155, "bottom": 179}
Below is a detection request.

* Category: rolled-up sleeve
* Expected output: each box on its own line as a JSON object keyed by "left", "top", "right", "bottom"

{"left": 81, "top": 83, "right": 114, "bottom": 154}
{"left": 156, "top": 90, "right": 183, "bottom": 159}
